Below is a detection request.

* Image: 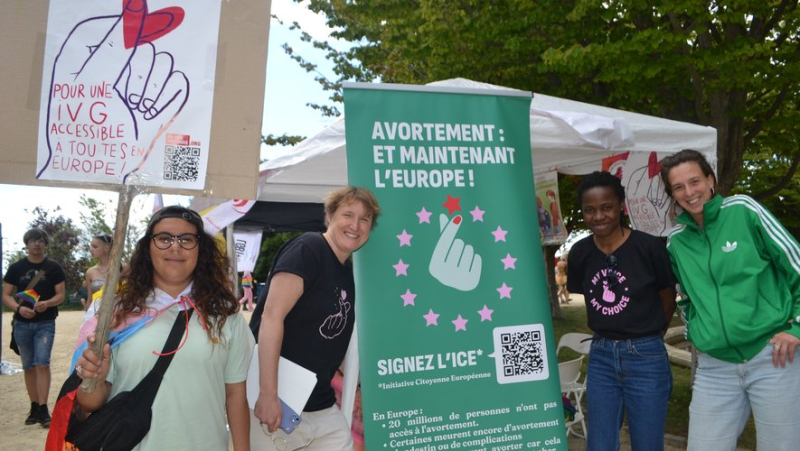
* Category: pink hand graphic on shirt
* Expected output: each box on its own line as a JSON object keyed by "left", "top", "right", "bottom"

{"left": 602, "top": 281, "right": 616, "bottom": 303}
{"left": 320, "top": 289, "right": 351, "bottom": 339}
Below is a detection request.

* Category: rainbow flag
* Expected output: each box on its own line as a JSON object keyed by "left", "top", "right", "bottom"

{"left": 17, "top": 289, "right": 39, "bottom": 306}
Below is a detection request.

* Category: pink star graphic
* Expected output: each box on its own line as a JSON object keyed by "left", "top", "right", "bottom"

{"left": 492, "top": 226, "right": 508, "bottom": 242}
{"left": 469, "top": 206, "right": 485, "bottom": 222}
{"left": 416, "top": 207, "right": 432, "bottom": 224}
{"left": 392, "top": 259, "right": 409, "bottom": 276}
{"left": 423, "top": 309, "right": 440, "bottom": 326}
{"left": 497, "top": 283, "right": 513, "bottom": 299}
{"left": 400, "top": 289, "right": 417, "bottom": 306}
{"left": 452, "top": 314, "right": 468, "bottom": 331}
{"left": 478, "top": 305, "right": 494, "bottom": 322}
{"left": 397, "top": 230, "right": 413, "bottom": 246}
{"left": 501, "top": 253, "right": 517, "bottom": 270}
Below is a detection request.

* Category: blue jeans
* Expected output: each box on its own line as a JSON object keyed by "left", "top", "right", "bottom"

{"left": 688, "top": 345, "right": 800, "bottom": 450}
{"left": 13, "top": 319, "right": 56, "bottom": 370}
{"left": 587, "top": 334, "right": 672, "bottom": 451}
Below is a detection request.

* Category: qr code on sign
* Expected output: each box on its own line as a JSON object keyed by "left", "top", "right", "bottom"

{"left": 492, "top": 324, "right": 549, "bottom": 384}
{"left": 163, "top": 146, "right": 201, "bottom": 182}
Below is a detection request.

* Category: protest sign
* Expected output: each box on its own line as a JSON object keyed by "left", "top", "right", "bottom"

{"left": 344, "top": 83, "right": 568, "bottom": 451}
{"left": 1, "top": 0, "right": 269, "bottom": 199}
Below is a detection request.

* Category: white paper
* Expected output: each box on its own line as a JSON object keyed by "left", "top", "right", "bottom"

{"left": 246, "top": 345, "right": 317, "bottom": 415}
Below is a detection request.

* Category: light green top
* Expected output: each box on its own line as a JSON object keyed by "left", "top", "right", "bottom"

{"left": 107, "top": 304, "right": 254, "bottom": 450}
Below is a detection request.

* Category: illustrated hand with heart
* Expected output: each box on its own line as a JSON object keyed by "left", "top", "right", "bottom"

{"left": 39, "top": 0, "right": 189, "bottom": 183}
{"left": 429, "top": 214, "right": 483, "bottom": 291}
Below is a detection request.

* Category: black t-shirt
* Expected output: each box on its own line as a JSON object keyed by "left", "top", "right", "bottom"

{"left": 567, "top": 230, "right": 675, "bottom": 339}
{"left": 3, "top": 257, "right": 66, "bottom": 322}
{"left": 269, "top": 233, "right": 355, "bottom": 411}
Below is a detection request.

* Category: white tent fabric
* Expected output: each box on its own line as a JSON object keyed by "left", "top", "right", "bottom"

{"left": 256, "top": 78, "right": 717, "bottom": 202}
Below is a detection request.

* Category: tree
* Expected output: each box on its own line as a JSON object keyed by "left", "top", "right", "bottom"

{"left": 78, "top": 195, "right": 142, "bottom": 262}
{"left": 6, "top": 207, "right": 91, "bottom": 296}
{"left": 293, "top": 0, "right": 799, "bottom": 231}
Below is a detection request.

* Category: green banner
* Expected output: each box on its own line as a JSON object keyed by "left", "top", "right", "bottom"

{"left": 344, "top": 83, "right": 568, "bottom": 451}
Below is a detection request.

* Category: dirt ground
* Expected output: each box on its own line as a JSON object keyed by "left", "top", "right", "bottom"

{"left": 1, "top": 302, "right": 689, "bottom": 451}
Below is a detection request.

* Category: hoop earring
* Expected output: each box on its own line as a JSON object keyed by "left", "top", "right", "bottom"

{"left": 710, "top": 187, "right": 715, "bottom": 195}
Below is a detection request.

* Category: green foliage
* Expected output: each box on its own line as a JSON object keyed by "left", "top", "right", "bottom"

{"left": 261, "top": 133, "right": 306, "bottom": 147}
{"left": 252, "top": 231, "right": 302, "bottom": 283}
{"left": 288, "top": 0, "right": 800, "bottom": 229}
{"left": 78, "top": 195, "right": 142, "bottom": 262}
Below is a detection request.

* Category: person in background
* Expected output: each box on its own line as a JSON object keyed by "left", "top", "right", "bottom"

{"left": 240, "top": 271, "right": 255, "bottom": 312}
{"left": 2, "top": 228, "right": 66, "bottom": 428}
{"left": 81, "top": 233, "right": 129, "bottom": 312}
{"left": 660, "top": 149, "right": 800, "bottom": 450}
{"left": 73, "top": 206, "right": 254, "bottom": 450}
{"left": 555, "top": 255, "right": 570, "bottom": 304}
{"left": 567, "top": 171, "right": 676, "bottom": 451}
{"left": 252, "top": 186, "right": 380, "bottom": 450}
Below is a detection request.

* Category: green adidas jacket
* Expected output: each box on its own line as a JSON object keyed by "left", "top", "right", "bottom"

{"left": 666, "top": 194, "right": 800, "bottom": 363}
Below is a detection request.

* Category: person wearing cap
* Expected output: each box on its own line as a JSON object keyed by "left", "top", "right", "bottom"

{"left": 72, "top": 206, "right": 255, "bottom": 450}
{"left": 2, "top": 228, "right": 66, "bottom": 428}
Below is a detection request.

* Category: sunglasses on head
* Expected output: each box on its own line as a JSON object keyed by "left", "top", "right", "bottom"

{"left": 604, "top": 253, "right": 620, "bottom": 287}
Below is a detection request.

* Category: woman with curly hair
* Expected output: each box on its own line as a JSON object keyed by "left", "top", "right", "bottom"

{"left": 72, "top": 206, "right": 254, "bottom": 450}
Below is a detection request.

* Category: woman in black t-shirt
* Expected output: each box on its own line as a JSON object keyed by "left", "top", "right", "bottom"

{"left": 253, "top": 186, "right": 381, "bottom": 450}
{"left": 567, "top": 171, "right": 676, "bottom": 451}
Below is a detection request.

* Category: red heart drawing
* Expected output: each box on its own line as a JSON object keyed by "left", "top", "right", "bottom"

{"left": 122, "top": 1, "right": 185, "bottom": 49}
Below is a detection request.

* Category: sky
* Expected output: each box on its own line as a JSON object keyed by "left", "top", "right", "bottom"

{"left": 0, "top": 1, "right": 342, "bottom": 270}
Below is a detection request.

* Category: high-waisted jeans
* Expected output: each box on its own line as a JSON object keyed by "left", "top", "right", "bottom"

{"left": 586, "top": 334, "right": 672, "bottom": 451}
{"left": 688, "top": 344, "right": 800, "bottom": 451}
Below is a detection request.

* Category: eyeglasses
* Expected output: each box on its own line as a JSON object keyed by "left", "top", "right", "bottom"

{"left": 604, "top": 253, "right": 620, "bottom": 287}
{"left": 27, "top": 238, "right": 47, "bottom": 245}
{"left": 151, "top": 233, "right": 201, "bottom": 250}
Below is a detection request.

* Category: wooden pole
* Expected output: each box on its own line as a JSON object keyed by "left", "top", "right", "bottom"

{"left": 81, "top": 186, "right": 136, "bottom": 393}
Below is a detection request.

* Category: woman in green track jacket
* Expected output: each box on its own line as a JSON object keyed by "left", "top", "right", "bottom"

{"left": 661, "top": 149, "right": 800, "bottom": 450}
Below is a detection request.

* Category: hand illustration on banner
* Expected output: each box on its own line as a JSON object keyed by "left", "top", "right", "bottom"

{"left": 622, "top": 152, "right": 675, "bottom": 236}
{"left": 429, "top": 214, "right": 483, "bottom": 291}
{"left": 39, "top": 0, "right": 189, "bottom": 183}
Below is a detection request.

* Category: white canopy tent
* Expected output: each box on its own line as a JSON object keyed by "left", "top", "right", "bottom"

{"left": 256, "top": 78, "right": 717, "bottom": 203}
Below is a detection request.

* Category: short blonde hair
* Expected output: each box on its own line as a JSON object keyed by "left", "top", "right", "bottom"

{"left": 323, "top": 186, "right": 381, "bottom": 230}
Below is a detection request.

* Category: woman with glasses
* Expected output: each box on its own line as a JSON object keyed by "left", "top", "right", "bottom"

{"left": 660, "top": 149, "right": 800, "bottom": 450}
{"left": 71, "top": 206, "right": 255, "bottom": 450}
{"left": 566, "top": 171, "right": 677, "bottom": 450}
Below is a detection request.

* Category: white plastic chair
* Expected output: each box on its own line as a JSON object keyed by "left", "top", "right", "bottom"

{"left": 558, "top": 356, "right": 587, "bottom": 439}
{"left": 557, "top": 332, "right": 592, "bottom": 356}
{"left": 556, "top": 333, "right": 591, "bottom": 406}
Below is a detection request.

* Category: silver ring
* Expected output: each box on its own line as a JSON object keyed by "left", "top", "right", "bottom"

{"left": 773, "top": 344, "right": 781, "bottom": 351}
{"left": 76, "top": 365, "right": 84, "bottom": 377}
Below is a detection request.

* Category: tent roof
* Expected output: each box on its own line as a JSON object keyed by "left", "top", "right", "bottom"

{"left": 257, "top": 78, "right": 717, "bottom": 203}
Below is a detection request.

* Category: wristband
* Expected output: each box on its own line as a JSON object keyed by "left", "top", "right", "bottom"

{"left": 16, "top": 304, "right": 21, "bottom": 314}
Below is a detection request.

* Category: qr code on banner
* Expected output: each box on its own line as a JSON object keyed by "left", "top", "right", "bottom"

{"left": 163, "top": 146, "right": 201, "bottom": 181}
{"left": 492, "top": 324, "right": 549, "bottom": 384}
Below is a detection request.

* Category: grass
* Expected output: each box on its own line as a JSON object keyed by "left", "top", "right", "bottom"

{"left": 552, "top": 306, "right": 756, "bottom": 449}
